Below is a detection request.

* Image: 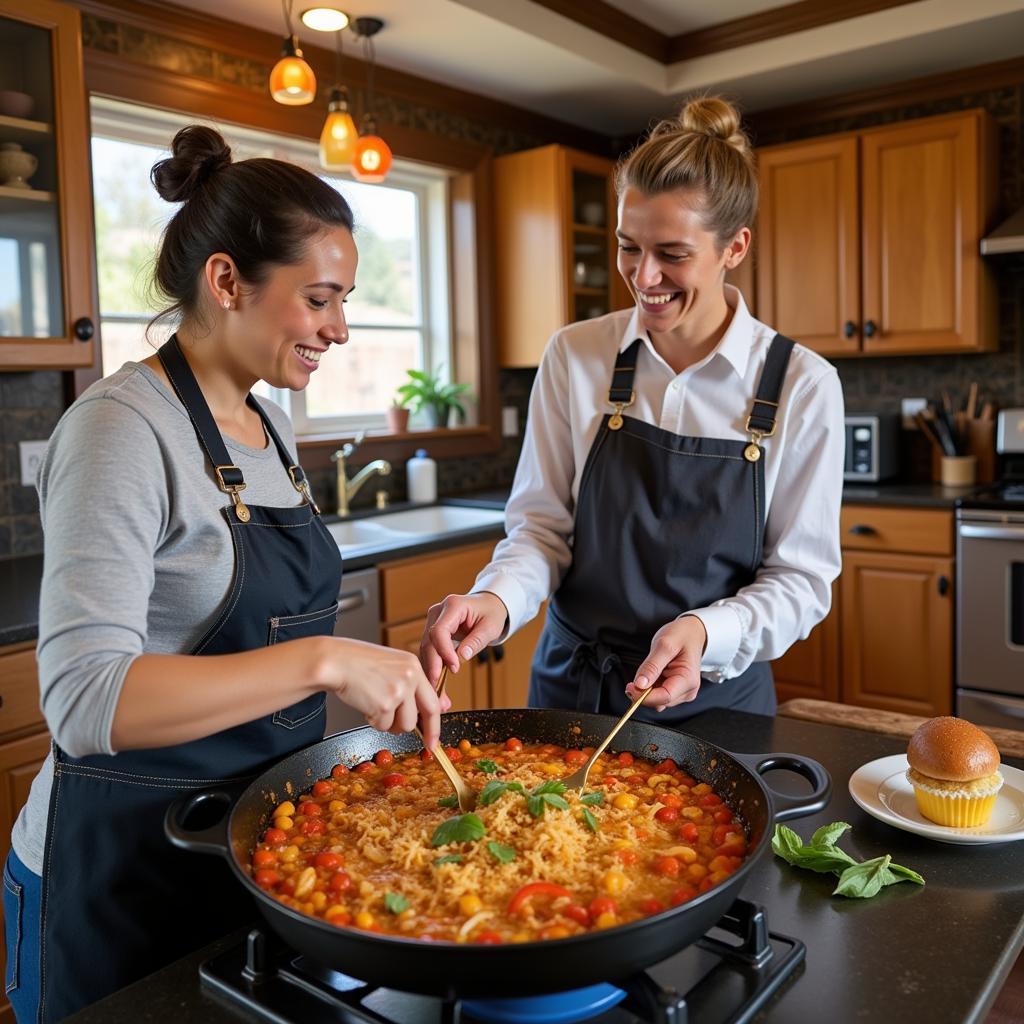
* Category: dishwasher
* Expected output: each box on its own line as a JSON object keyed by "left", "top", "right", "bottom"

{"left": 326, "top": 566, "right": 382, "bottom": 735}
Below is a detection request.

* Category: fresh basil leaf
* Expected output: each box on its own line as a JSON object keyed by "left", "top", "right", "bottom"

{"left": 479, "top": 780, "right": 526, "bottom": 806}
{"left": 832, "top": 856, "right": 896, "bottom": 899}
{"left": 542, "top": 793, "right": 569, "bottom": 812}
{"left": 431, "top": 813, "right": 487, "bottom": 848}
{"left": 771, "top": 824, "right": 857, "bottom": 874}
{"left": 531, "top": 780, "right": 568, "bottom": 797}
{"left": 384, "top": 892, "right": 410, "bottom": 914}
{"left": 582, "top": 808, "right": 599, "bottom": 833}
{"left": 810, "top": 822, "right": 852, "bottom": 850}
{"left": 476, "top": 759, "right": 500, "bottom": 775}
{"left": 437, "top": 794, "right": 459, "bottom": 808}
{"left": 487, "top": 841, "right": 516, "bottom": 864}
{"left": 433, "top": 854, "right": 464, "bottom": 867}
{"left": 580, "top": 791, "right": 605, "bottom": 806}
{"left": 526, "top": 795, "right": 545, "bottom": 818}
{"left": 886, "top": 862, "right": 925, "bottom": 886}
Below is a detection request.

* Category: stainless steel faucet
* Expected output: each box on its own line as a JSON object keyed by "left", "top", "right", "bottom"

{"left": 330, "top": 433, "right": 391, "bottom": 517}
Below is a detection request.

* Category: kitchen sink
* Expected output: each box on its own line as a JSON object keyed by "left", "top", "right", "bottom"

{"left": 325, "top": 505, "right": 505, "bottom": 557}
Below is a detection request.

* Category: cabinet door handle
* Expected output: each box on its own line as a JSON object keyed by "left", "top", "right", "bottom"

{"left": 74, "top": 317, "right": 94, "bottom": 341}
{"left": 863, "top": 319, "right": 877, "bottom": 338}
{"left": 848, "top": 524, "right": 877, "bottom": 536}
{"left": 937, "top": 575, "right": 949, "bottom": 596}
{"left": 493, "top": 644, "right": 505, "bottom": 663}
{"left": 843, "top": 320, "right": 856, "bottom": 339}
{"left": 478, "top": 648, "right": 490, "bottom": 664}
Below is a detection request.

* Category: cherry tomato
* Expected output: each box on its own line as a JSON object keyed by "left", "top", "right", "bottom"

{"left": 278, "top": 879, "right": 296, "bottom": 897}
{"left": 653, "top": 856, "right": 681, "bottom": 878}
{"left": 253, "top": 869, "right": 281, "bottom": 889}
{"left": 677, "top": 773, "right": 697, "bottom": 788}
{"left": 330, "top": 764, "right": 350, "bottom": 778}
{"left": 329, "top": 871, "right": 352, "bottom": 893}
{"left": 602, "top": 775, "right": 620, "bottom": 787}
{"left": 679, "top": 822, "right": 700, "bottom": 843}
{"left": 328, "top": 911, "right": 352, "bottom": 927}
{"left": 713, "top": 807, "right": 733, "bottom": 824}
{"left": 252, "top": 850, "right": 277, "bottom": 869}
{"left": 508, "top": 882, "right": 573, "bottom": 915}
{"left": 588, "top": 897, "right": 618, "bottom": 918}
{"left": 718, "top": 839, "right": 747, "bottom": 858}
{"left": 421, "top": 749, "right": 434, "bottom": 762}
{"left": 638, "top": 898, "right": 665, "bottom": 915}
{"left": 655, "top": 758, "right": 678, "bottom": 773}
{"left": 660, "top": 793, "right": 684, "bottom": 809}
{"left": 655, "top": 806, "right": 680, "bottom": 824}
{"left": 504, "top": 737, "right": 523, "bottom": 752}
{"left": 311, "top": 781, "right": 333, "bottom": 798}
{"left": 374, "top": 750, "right": 395, "bottom": 768}
{"left": 444, "top": 747, "right": 463, "bottom": 763}
{"left": 699, "top": 793, "right": 723, "bottom": 807}
{"left": 354, "top": 762, "right": 377, "bottom": 774}
{"left": 616, "top": 849, "right": 638, "bottom": 866}
{"left": 670, "top": 885, "right": 697, "bottom": 906}
{"left": 698, "top": 876, "right": 716, "bottom": 893}
{"left": 301, "top": 818, "right": 326, "bottom": 836}
{"left": 562, "top": 904, "right": 591, "bottom": 926}
{"left": 564, "top": 750, "right": 587, "bottom": 766}
{"left": 298, "top": 802, "right": 322, "bottom": 817}
{"left": 262, "top": 828, "right": 287, "bottom": 846}
{"left": 382, "top": 773, "right": 407, "bottom": 789}
{"left": 475, "top": 931, "right": 504, "bottom": 944}
{"left": 314, "top": 852, "right": 343, "bottom": 870}
{"left": 617, "top": 752, "right": 635, "bottom": 766}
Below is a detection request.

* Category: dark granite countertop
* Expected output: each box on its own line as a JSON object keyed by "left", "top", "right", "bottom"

{"left": 65, "top": 711, "right": 1024, "bottom": 1024}
{"left": 842, "top": 481, "right": 975, "bottom": 508}
{"left": 0, "top": 553, "right": 42, "bottom": 647}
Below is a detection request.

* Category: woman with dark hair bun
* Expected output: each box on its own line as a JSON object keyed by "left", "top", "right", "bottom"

{"left": 3, "top": 125, "right": 443, "bottom": 1023}
{"left": 422, "top": 96, "right": 844, "bottom": 725}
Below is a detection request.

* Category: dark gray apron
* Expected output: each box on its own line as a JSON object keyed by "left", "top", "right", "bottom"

{"left": 529, "top": 334, "right": 794, "bottom": 724}
{"left": 36, "top": 335, "right": 343, "bottom": 1022}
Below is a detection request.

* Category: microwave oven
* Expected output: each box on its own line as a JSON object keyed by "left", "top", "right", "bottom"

{"left": 844, "top": 414, "right": 900, "bottom": 482}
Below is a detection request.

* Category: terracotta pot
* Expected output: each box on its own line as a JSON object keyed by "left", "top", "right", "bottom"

{"left": 385, "top": 406, "right": 410, "bottom": 433}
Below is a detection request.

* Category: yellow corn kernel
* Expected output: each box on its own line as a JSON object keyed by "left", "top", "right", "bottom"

{"left": 273, "top": 816, "right": 294, "bottom": 831}
{"left": 612, "top": 838, "right": 633, "bottom": 850}
{"left": 354, "top": 911, "right": 375, "bottom": 929}
{"left": 612, "top": 793, "right": 639, "bottom": 811}
{"left": 709, "top": 870, "right": 729, "bottom": 885}
{"left": 359, "top": 880, "right": 374, "bottom": 897}
{"left": 291, "top": 836, "right": 306, "bottom": 847}
{"left": 294, "top": 866, "right": 317, "bottom": 898}
{"left": 458, "top": 739, "right": 472, "bottom": 753}
{"left": 687, "top": 863, "right": 708, "bottom": 881}
{"left": 541, "top": 762, "right": 563, "bottom": 776}
{"left": 301, "top": 902, "right": 315, "bottom": 915}
{"left": 275, "top": 801, "right": 296, "bottom": 818}
{"left": 279, "top": 845, "right": 300, "bottom": 863}
{"left": 324, "top": 904, "right": 348, "bottom": 921}
{"left": 328, "top": 800, "right": 345, "bottom": 812}
{"left": 511, "top": 932, "right": 532, "bottom": 944}
{"left": 681, "top": 806, "right": 703, "bottom": 820}
{"left": 692, "top": 783, "right": 712, "bottom": 796}
{"left": 350, "top": 782, "right": 366, "bottom": 797}
{"left": 595, "top": 912, "right": 617, "bottom": 929}
{"left": 399, "top": 908, "right": 415, "bottom": 920}
{"left": 468, "top": 747, "right": 484, "bottom": 759}
{"left": 602, "top": 869, "right": 628, "bottom": 895}
{"left": 459, "top": 894, "right": 483, "bottom": 916}
{"left": 544, "top": 925, "right": 571, "bottom": 940}
{"left": 310, "top": 891, "right": 327, "bottom": 911}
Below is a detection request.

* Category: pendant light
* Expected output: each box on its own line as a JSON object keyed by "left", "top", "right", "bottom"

{"left": 269, "top": 0, "right": 316, "bottom": 106}
{"left": 350, "top": 17, "right": 393, "bottom": 184}
{"left": 319, "top": 28, "right": 358, "bottom": 169}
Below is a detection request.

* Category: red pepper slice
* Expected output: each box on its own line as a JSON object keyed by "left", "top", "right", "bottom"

{"left": 508, "top": 881, "right": 573, "bottom": 915}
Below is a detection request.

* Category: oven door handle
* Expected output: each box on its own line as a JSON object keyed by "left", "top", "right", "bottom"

{"left": 961, "top": 693, "right": 1024, "bottom": 721}
{"left": 959, "top": 524, "right": 1024, "bottom": 541}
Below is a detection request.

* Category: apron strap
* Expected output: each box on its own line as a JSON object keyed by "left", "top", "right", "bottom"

{"left": 745, "top": 333, "right": 795, "bottom": 439}
{"left": 606, "top": 339, "right": 642, "bottom": 430}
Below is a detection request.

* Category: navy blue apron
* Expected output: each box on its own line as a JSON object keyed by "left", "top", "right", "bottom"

{"left": 529, "top": 333, "right": 794, "bottom": 724}
{"left": 36, "top": 335, "right": 342, "bottom": 1023}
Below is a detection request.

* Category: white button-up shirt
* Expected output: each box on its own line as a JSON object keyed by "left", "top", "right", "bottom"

{"left": 473, "top": 286, "right": 845, "bottom": 682}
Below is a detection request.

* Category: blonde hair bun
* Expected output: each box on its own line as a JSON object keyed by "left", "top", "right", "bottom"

{"left": 653, "top": 96, "right": 750, "bottom": 157}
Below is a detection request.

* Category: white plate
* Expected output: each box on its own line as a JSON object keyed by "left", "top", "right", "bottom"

{"left": 848, "top": 754, "right": 1024, "bottom": 845}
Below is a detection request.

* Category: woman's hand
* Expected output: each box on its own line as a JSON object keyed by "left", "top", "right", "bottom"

{"left": 312, "top": 637, "right": 442, "bottom": 750}
{"left": 625, "top": 616, "right": 707, "bottom": 711}
{"left": 420, "top": 591, "right": 509, "bottom": 685}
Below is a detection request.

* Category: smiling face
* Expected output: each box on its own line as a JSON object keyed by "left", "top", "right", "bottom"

{"left": 219, "top": 223, "right": 359, "bottom": 392}
{"left": 616, "top": 186, "right": 747, "bottom": 339}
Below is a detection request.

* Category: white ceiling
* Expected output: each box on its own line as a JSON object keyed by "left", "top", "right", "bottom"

{"left": 169, "top": 0, "right": 1024, "bottom": 134}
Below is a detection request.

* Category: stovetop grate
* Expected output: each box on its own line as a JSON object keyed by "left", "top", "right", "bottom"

{"left": 199, "top": 898, "right": 805, "bottom": 1024}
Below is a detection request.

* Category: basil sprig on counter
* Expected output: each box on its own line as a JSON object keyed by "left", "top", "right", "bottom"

{"left": 772, "top": 823, "right": 925, "bottom": 898}
{"left": 431, "top": 812, "right": 486, "bottom": 847}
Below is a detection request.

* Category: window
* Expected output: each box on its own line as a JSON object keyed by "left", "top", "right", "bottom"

{"left": 89, "top": 97, "right": 457, "bottom": 433}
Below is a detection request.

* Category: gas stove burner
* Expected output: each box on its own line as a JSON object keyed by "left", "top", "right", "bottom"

{"left": 199, "top": 898, "right": 805, "bottom": 1024}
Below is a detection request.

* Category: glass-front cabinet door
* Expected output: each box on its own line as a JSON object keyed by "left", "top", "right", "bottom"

{"left": 0, "top": 0, "right": 95, "bottom": 368}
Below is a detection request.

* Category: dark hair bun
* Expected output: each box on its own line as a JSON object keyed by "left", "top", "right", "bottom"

{"left": 151, "top": 125, "right": 232, "bottom": 204}
{"left": 907, "top": 716, "right": 1000, "bottom": 782}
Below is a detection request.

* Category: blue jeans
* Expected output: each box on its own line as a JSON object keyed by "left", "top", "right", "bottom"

{"left": 3, "top": 850, "right": 40, "bottom": 1024}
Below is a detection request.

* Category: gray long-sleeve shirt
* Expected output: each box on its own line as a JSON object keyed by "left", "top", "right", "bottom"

{"left": 12, "top": 362, "right": 314, "bottom": 875}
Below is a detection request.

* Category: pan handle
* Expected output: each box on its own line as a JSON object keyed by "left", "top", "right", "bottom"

{"left": 164, "top": 789, "right": 234, "bottom": 858}
{"left": 734, "top": 752, "right": 832, "bottom": 822}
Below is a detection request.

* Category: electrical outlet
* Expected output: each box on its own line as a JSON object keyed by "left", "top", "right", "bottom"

{"left": 19, "top": 440, "right": 48, "bottom": 487}
{"left": 901, "top": 397, "right": 928, "bottom": 430}
{"left": 501, "top": 406, "right": 519, "bottom": 438}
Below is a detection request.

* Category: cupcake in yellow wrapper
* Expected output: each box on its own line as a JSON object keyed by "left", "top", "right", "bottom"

{"left": 906, "top": 717, "right": 1003, "bottom": 827}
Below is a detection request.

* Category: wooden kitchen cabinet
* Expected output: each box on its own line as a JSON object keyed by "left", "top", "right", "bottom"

{"left": 772, "top": 505, "right": 954, "bottom": 717}
{"left": 757, "top": 109, "right": 997, "bottom": 357}
{"left": 0, "top": 0, "right": 97, "bottom": 368}
{"left": 493, "top": 144, "right": 631, "bottom": 367}
{"left": 0, "top": 641, "right": 49, "bottom": 1024}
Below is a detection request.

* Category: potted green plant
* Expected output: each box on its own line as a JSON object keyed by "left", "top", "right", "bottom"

{"left": 385, "top": 396, "right": 411, "bottom": 434}
{"left": 395, "top": 367, "right": 473, "bottom": 428}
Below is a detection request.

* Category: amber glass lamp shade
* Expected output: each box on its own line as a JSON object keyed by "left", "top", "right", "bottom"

{"left": 319, "top": 88, "right": 358, "bottom": 168}
{"left": 352, "top": 134, "right": 393, "bottom": 183}
{"left": 270, "top": 36, "right": 316, "bottom": 105}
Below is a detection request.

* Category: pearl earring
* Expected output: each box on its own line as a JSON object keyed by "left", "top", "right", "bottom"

{"left": 222, "top": 299, "right": 232, "bottom": 310}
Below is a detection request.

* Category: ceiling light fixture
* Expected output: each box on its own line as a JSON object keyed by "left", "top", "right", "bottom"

{"left": 350, "top": 17, "right": 392, "bottom": 184}
{"left": 300, "top": 7, "right": 350, "bottom": 32}
{"left": 319, "top": 28, "right": 358, "bottom": 170}
{"left": 269, "top": 0, "right": 317, "bottom": 106}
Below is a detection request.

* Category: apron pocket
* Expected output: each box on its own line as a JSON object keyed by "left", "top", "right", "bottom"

{"left": 3, "top": 856, "right": 22, "bottom": 994}
{"left": 268, "top": 601, "right": 338, "bottom": 728}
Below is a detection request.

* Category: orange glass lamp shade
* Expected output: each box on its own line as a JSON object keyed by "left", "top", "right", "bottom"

{"left": 352, "top": 133, "right": 392, "bottom": 183}
{"left": 319, "top": 88, "right": 358, "bottom": 168}
{"left": 270, "top": 36, "right": 316, "bottom": 105}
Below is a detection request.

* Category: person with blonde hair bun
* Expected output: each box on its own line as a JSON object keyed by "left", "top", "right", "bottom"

{"left": 421, "top": 95, "right": 844, "bottom": 722}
